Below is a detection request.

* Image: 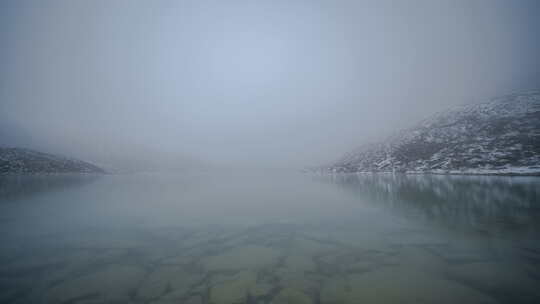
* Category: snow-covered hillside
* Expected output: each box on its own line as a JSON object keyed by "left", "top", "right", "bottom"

{"left": 0, "top": 147, "right": 105, "bottom": 174}
{"left": 323, "top": 91, "right": 540, "bottom": 175}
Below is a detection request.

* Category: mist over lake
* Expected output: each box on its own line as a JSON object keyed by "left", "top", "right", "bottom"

{"left": 1, "top": 172, "right": 539, "bottom": 303}
{"left": 1, "top": 1, "right": 540, "bottom": 303}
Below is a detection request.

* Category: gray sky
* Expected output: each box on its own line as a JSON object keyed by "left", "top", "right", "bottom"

{"left": 1, "top": 0, "right": 539, "bottom": 168}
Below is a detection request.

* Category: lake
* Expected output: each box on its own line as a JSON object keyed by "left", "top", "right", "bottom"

{"left": 0, "top": 171, "right": 539, "bottom": 304}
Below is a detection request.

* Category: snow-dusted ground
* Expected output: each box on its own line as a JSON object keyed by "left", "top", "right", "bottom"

{"left": 0, "top": 147, "right": 105, "bottom": 174}
{"left": 322, "top": 91, "right": 540, "bottom": 175}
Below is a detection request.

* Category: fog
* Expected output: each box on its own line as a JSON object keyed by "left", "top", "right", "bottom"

{"left": 1, "top": 0, "right": 539, "bottom": 169}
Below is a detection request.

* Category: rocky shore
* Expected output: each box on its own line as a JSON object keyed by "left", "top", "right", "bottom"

{"left": 0, "top": 147, "right": 105, "bottom": 174}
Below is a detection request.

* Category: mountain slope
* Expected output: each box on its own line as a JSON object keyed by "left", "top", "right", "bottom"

{"left": 0, "top": 147, "right": 105, "bottom": 174}
{"left": 324, "top": 91, "right": 540, "bottom": 175}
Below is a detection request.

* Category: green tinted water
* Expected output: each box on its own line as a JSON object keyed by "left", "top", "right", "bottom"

{"left": 0, "top": 172, "right": 539, "bottom": 304}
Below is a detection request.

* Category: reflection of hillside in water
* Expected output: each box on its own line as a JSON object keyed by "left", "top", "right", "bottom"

{"left": 0, "top": 174, "right": 101, "bottom": 202}
{"left": 319, "top": 174, "right": 540, "bottom": 235}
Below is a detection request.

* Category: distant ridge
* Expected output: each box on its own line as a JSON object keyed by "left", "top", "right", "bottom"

{"left": 320, "top": 91, "right": 540, "bottom": 175}
{"left": 0, "top": 147, "right": 105, "bottom": 174}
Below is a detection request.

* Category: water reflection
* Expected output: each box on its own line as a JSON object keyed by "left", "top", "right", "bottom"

{"left": 0, "top": 173, "right": 539, "bottom": 304}
{"left": 317, "top": 173, "right": 540, "bottom": 237}
{"left": 0, "top": 174, "right": 101, "bottom": 202}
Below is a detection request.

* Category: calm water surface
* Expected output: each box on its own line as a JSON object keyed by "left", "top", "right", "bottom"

{"left": 0, "top": 171, "right": 539, "bottom": 304}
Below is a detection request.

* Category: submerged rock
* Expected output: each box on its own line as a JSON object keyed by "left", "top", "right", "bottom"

{"left": 203, "top": 245, "right": 281, "bottom": 271}
{"left": 446, "top": 262, "right": 540, "bottom": 303}
{"left": 319, "top": 266, "right": 497, "bottom": 304}
{"left": 272, "top": 288, "right": 313, "bottom": 304}
{"left": 275, "top": 268, "right": 319, "bottom": 293}
{"left": 250, "top": 282, "right": 273, "bottom": 298}
{"left": 151, "top": 294, "right": 202, "bottom": 304}
{"left": 209, "top": 271, "right": 257, "bottom": 304}
{"left": 289, "top": 238, "right": 336, "bottom": 257}
{"left": 45, "top": 265, "right": 144, "bottom": 303}
{"left": 284, "top": 254, "right": 316, "bottom": 273}
{"left": 320, "top": 276, "right": 348, "bottom": 304}
{"left": 136, "top": 265, "right": 203, "bottom": 301}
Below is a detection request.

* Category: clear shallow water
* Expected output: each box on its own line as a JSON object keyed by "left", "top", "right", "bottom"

{"left": 0, "top": 172, "right": 539, "bottom": 304}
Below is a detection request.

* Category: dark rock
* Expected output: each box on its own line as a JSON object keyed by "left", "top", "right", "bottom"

{"left": 0, "top": 147, "right": 105, "bottom": 174}
{"left": 321, "top": 91, "right": 540, "bottom": 175}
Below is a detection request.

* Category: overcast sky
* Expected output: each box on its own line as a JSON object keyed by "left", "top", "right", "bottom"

{"left": 1, "top": 0, "right": 539, "bottom": 168}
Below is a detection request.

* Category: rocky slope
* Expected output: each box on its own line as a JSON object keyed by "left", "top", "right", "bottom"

{"left": 0, "top": 147, "right": 105, "bottom": 174}
{"left": 323, "top": 91, "right": 540, "bottom": 175}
